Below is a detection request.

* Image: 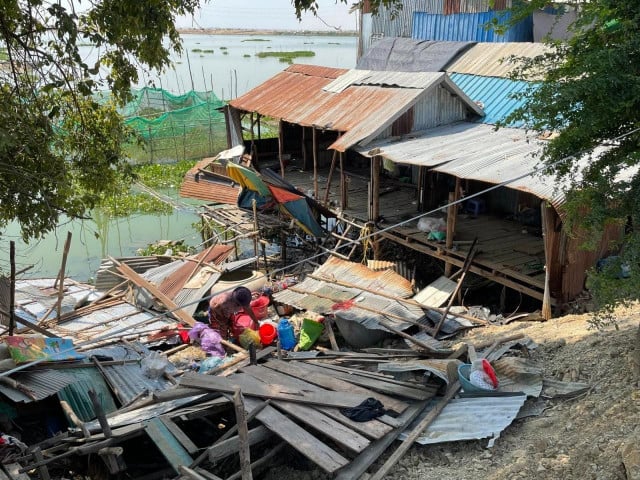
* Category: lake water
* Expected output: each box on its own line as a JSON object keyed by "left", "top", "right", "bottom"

{"left": 0, "top": 33, "right": 357, "bottom": 281}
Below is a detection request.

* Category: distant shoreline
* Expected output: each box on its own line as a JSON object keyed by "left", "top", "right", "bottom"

{"left": 178, "top": 28, "right": 357, "bottom": 37}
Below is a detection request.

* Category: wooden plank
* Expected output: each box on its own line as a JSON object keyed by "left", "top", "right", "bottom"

{"left": 334, "top": 401, "right": 428, "bottom": 480}
{"left": 413, "top": 276, "right": 456, "bottom": 308}
{"left": 290, "top": 360, "right": 433, "bottom": 402}
{"left": 208, "top": 426, "right": 272, "bottom": 464}
{"left": 245, "top": 362, "right": 393, "bottom": 440}
{"left": 179, "top": 372, "right": 371, "bottom": 409}
{"left": 232, "top": 388, "right": 252, "bottom": 480}
{"left": 263, "top": 360, "right": 410, "bottom": 412}
{"left": 3, "top": 463, "right": 29, "bottom": 480}
{"left": 160, "top": 416, "right": 199, "bottom": 455}
{"left": 241, "top": 365, "right": 370, "bottom": 453}
{"left": 244, "top": 397, "right": 349, "bottom": 473}
{"left": 145, "top": 417, "right": 193, "bottom": 473}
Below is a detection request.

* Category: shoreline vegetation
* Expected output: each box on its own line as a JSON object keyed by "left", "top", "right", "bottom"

{"left": 178, "top": 27, "right": 357, "bottom": 37}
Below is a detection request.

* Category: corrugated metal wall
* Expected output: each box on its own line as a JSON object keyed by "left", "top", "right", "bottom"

{"left": 448, "top": 72, "right": 536, "bottom": 126}
{"left": 413, "top": 85, "right": 470, "bottom": 129}
{"left": 412, "top": 11, "right": 533, "bottom": 42}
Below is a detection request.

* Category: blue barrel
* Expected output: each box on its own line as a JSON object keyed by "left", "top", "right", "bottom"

{"left": 277, "top": 318, "right": 296, "bottom": 350}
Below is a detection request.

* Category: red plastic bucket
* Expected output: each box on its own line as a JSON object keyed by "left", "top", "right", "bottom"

{"left": 250, "top": 295, "right": 270, "bottom": 320}
{"left": 232, "top": 312, "right": 258, "bottom": 339}
{"left": 258, "top": 322, "right": 277, "bottom": 346}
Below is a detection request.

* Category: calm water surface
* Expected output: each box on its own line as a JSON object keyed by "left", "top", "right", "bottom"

{"left": 0, "top": 34, "right": 357, "bottom": 281}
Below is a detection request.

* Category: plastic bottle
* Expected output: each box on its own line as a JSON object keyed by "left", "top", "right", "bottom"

{"left": 277, "top": 318, "right": 296, "bottom": 350}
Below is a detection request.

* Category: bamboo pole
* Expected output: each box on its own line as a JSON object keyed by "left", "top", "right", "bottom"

{"left": 313, "top": 127, "right": 318, "bottom": 199}
{"left": 8, "top": 241, "right": 15, "bottom": 336}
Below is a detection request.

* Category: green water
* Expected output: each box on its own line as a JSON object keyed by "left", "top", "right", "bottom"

{"left": 1, "top": 207, "right": 202, "bottom": 282}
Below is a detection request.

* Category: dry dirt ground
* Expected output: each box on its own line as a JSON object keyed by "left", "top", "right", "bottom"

{"left": 263, "top": 305, "right": 640, "bottom": 480}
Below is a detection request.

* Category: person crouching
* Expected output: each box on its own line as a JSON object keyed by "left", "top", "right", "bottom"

{"left": 208, "top": 286, "right": 258, "bottom": 340}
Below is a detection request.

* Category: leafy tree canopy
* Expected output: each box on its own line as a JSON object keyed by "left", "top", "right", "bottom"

{"left": 505, "top": 0, "right": 640, "bottom": 321}
{"left": 0, "top": 0, "right": 198, "bottom": 241}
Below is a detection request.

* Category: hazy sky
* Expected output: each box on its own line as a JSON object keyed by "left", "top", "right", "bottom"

{"left": 176, "top": 0, "right": 357, "bottom": 32}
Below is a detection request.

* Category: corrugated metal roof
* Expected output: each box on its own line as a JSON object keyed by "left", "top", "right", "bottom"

{"left": 445, "top": 42, "right": 550, "bottom": 79}
{"left": 493, "top": 356, "right": 543, "bottom": 398}
{"left": 95, "top": 256, "right": 170, "bottom": 293}
{"left": 413, "top": 11, "right": 533, "bottom": 42}
{"left": 355, "top": 122, "right": 571, "bottom": 207}
{"left": 449, "top": 72, "right": 538, "bottom": 125}
{"left": 58, "top": 367, "right": 118, "bottom": 421}
{"left": 273, "top": 257, "right": 424, "bottom": 332}
{"left": 230, "top": 65, "right": 482, "bottom": 152}
{"left": 82, "top": 343, "right": 177, "bottom": 405}
{"left": 179, "top": 156, "right": 240, "bottom": 204}
{"left": 401, "top": 394, "right": 527, "bottom": 447}
{"left": 357, "top": 38, "right": 474, "bottom": 72}
{"left": 326, "top": 70, "right": 447, "bottom": 92}
{"left": 0, "top": 369, "right": 76, "bottom": 403}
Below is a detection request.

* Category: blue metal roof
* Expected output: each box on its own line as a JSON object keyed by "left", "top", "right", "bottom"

{"left": 412, "top": 11, "right": 533, "bottom": 42}
{"left": 448, "top": 72, "right": 539, "bottom": 126}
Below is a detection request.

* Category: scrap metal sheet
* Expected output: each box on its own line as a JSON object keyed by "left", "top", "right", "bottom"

{"left": 401, "top": 394, "right": 527, "bottom": 447}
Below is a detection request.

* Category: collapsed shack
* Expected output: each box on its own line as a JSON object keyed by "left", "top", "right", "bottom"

{"left": 0, "top": 253, "right": 592, "bottom": 480}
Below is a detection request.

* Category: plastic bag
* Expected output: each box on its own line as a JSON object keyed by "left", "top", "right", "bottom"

{"left": 417, "top": 216, "right": 445, "bottom": 233}
{"left": 188, "top": 323, "right": 225, "bottom": 358}
{"left": 297, "top": 318, "right": 324, "bottom": 351}
{"left": 141, "top": 351, "right": 169, "bottom": 379}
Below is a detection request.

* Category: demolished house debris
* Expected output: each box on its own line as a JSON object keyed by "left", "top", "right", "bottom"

{"left": 0, "top": 244, "right": 589, "bottom": 480}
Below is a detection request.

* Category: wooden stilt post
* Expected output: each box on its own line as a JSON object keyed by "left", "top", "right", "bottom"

{"left": 278, "top": 119, "right": 285, "bottom": 178}
{"left": 371, "top": 155, "right": 381, "bottom": 222}
{"left": 55, "top": 232, "right": 72, "bottom": 320}
{"left": 323, "top": 150, "right": 338, "bottom": 205}
{"left": 541, "top": 202, "right": 553, "bottom": 320}
{"left": 312, "top": 127, "right": 318, "bottom": 199}
{"left": 301, "top": 126, "right": 307, "bottom": 170}
{"left": 444, "top": 179, "right": 460, "bottom": 277}
{"left": 339, "top": 152, "right": 346, "bottom": 209}
{"left": 232, "top": 387, "right": 253, "bottom": 480}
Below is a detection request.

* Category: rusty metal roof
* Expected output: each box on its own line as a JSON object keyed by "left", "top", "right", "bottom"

{"left": 179, "top": 157, "right": 240, "bottom": 204}
{"left": 229, "top": 65, "right": 483, "bottom": 152}
{"left": 446, "top": 42, "right": 550, "bottom": 79}
{"left": 273, "top": 257, "right": 424, "bottom": 332}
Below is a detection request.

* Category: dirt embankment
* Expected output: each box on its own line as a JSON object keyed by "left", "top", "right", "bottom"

{"left": 265, "top": 305, "right": 640, "bottom": 480}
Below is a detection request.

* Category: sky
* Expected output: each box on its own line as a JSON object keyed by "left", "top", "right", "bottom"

{"left": 176, "top": 0, "right": 357, "bottom": 32}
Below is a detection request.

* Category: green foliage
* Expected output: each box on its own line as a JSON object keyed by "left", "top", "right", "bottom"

{"left": 137, "top": 239, "right": 194, "bottom": 256}
{"left": 504, "top": 0, "right": 640, "bottom": 322}
{"left": 134, "top": 160, "right": 196, "bottom": 189}
{"left": 242, "top": 39, "right": 271, "bottom": 42}
{"left": 192, "top": 48, "right": 203, "bottom": 52}
{"left": 0, "top": 0, "right": 199, "bottom": 241}
{"left": 255, "top": 50, "right": 315, "bottom": 62}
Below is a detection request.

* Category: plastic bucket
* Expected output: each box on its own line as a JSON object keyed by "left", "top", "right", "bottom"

{"left": 232, "top": 312, "right": 258, "bottom": 339}
{"left": 250, "top": 295, "right": 270, "bottom": 320}
{"left": 258, "top": 322, "right": 277, "bottom": 346}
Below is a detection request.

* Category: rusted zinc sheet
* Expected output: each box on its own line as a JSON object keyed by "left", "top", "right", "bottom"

{"left": 179, "top": 156, "right": 240, "bottom": 204}
{"left": 273, "top": 257, "right": 424, "bottom": 331}
{"left": 229, "top": 65, "right": 483, "bottom": 152}
{"left": 95, "top": 256, "right": 172, "bottom": 292}
{"left": 400, "top": 394, "right": 527, "bottom": 447}
{"left": 445, "top": 42, "right": 550, "bottom": 79}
